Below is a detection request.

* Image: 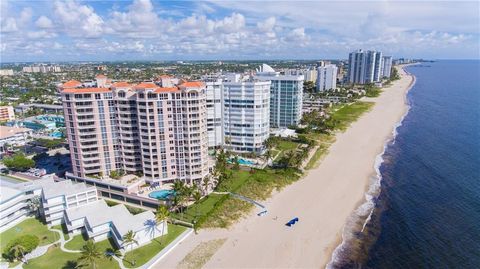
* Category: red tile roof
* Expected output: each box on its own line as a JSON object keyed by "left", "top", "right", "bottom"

{"left": 134, "top": 82, "right": 158, "bottom": 89}
{"left": 61, "top": 80, "right": 82, "bottom": 88}
{"left": 154, "top": 87, "right": 179, "bottom": 93}
{"left": 96, "top": 74, "right": 107, "bottom": 78}
{"left": 62, "top": 87, "right": 112, "bottom": 93}
{"left": 111, "top": 82, "right": 132, "bottom": 88}
{"left": 179, "top": 81, "right": 204, "bottom": 88}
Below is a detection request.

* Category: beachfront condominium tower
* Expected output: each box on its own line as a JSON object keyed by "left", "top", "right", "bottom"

{"left": 222, "top": 75, "right": 271, "bottom": 154}
{"left": 382, "top": 56, "right": 393, "bottom": 78}
{"left": 372, "top": 51, "right": 384, "bottom": 82}
{"left": 255, "top": 64, "right": 304, "bottom": 128}
{"left": 316, "top": 64, "right": 338, "bottom": 92}
{"left": 348, "top": 49, "right": 384, "bottom": 84}
{"left": 204, "top": 77, "right": 224, "bottom": 148}
{"left": 60, "top": 78, "right": 209, "bottom": 185}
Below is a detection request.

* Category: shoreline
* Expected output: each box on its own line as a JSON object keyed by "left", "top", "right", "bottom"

{"left": 327, "top": 64, "right": 417, "bottom": 268}
{"left": 153, "top": 65, "right": 416, "bottom": 269}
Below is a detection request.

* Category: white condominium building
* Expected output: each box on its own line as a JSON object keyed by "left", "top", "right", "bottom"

{"left": 348, "top": 49, "right": 385, "bottom": 84}
{"left": 222, "top": 75, "right": 271, "bottom": 154}
{"left": 204, "top": 78, "right": 224, "bottom": 148}
{"left": 60, "top": 77, "right": 209, "bottom": 185}
{"left": 0, "top": 178, "right": 167, "bottom": 249}
{"left": 256, "top": 64, "right": 304, "bottom": 128}
{"left": 0, "top": 178, "right": 98, "bottom": 229}
{"left": 316, "top": 64, "right": 338, "bottom": 91}
{"left": 382, "top": 56, "right": 393, "bottom": 78}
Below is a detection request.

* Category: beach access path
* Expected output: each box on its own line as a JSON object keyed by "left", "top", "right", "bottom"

{"left": 153, "top": 66, "right": 415, "bottom": 269}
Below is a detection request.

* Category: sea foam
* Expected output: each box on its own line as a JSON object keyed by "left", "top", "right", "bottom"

{"left": 326, "top": 71, "right": 415, "bottom": 269}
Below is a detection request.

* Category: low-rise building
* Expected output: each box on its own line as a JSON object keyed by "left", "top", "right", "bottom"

{"left": 0, "top": 126, "right": 32, "bottom": 152}
{"left": 0, "top": 69, "right": 14, "bottom": 76}
{"left": 64, "top": 200, "right": 166, "bottom": 249}
{"left": 0, "top": 178, "right": 167, "bottom": 249}
{"left": 0, "top": 106, "right": 15, "bottom": 121}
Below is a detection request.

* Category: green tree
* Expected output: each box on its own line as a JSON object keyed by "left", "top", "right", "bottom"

{"left": 155, "top": 206, "right": 170, "bottom": 239}
{"left": 303, "top": 81, "right": 316, "bottom": 93}
{"left": 105, "top": 248, "right": 122, "bottom": 262}
{"left": 232, "top": 155, "right": 240, "bottom": 170}
{"left": 9, "top": 244, "right": 26, "bottom": 263}
{"left": 122, "top": 230, "right": 139, "bottom": 266}
{"left": 2, "top": 153, "right": 35, "bottom": 171}
{"left": 4, "top": 235, "right": 39, "bottom": 262}
{"left": 78, "top": 240, "right": 102, "bottom": 269}
{"left": 27, "top": 196, "right": 41, "bottom": 217}
{"left": 192, "top": 190, "right": 202, "bottom": 218}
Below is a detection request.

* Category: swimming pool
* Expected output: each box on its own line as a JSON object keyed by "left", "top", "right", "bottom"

{"left": 229, "top": 157, "right": 255, "bottom": 166}
{"left": 149, "top": 190, "right": 175, "bottom": 200}
{"left": 50, "top": 131, "right": 63, "bottom": 138}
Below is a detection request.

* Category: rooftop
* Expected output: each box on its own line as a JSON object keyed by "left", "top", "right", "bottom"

{"left": 65, "top": 199, "right": 156, "bottom": 236}
{"left": 179, "top": 81, "right": 204, "bottom": 88}
{"left": 62, "top": 87, "right": 112, "bottom": 93}
{"left": 0, "top": 126, "right": 31, "bottom": 139}
{"left": 61, "top": 80, "right": 82, "bottom": 88}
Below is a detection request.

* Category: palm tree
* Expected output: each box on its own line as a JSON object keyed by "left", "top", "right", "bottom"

{"left": 201, "top": 175, "right": 211, "bottom": 195}
{"left": 27, "top": 196, "right": 41, "bottom": 217}
{"left": 78, "top": 240, "right": 102, "bottom": 269}
{"left": 155, "top": 206, "right": 170, "bottom": 239}
{"left": 172, "top": 181, "right": 186, "bottom": 213}
{"left": 122, "top": 230, "right": 139, "bottom": 266}
{"left": 192, "top": 190, "right": 202, "bottom": 218}
{"left": 10, "top": 243, "right": 26, "bottom": 263}
{"left": 105, "top": 248, "right": 122, "bottom": 262}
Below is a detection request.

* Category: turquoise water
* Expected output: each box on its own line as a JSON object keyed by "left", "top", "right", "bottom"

{"left": 50, "top": 131, "right": 63, "bottom": 138}
{"left": 229, "top": 158, "right": 255, "bottom": 165}
{"left": 149, "top": 189, "right": 174, "bottom": 200}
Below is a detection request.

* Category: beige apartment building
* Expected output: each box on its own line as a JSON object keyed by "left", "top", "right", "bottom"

{"left": 60, "top": 78, "right": 209, "bottom": 185}
{"left": 0, "top": 106, "right": 15, "bottom": 121}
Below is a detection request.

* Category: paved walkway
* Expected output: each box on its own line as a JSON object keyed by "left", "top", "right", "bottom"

{"left": 48, "top": 227, "right": 81, "bottom": 253}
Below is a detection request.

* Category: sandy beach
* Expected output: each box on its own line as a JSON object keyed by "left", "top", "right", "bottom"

{"left": 154, "top": 65, "right": 415, "bottom": 269}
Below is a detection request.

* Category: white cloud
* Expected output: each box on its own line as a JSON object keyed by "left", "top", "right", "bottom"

{"left": 1, "top": 17, "right": 18, "bottom": 33}
{"left": 35, "top": 16, "right": 53, "bottom": 29}
{"left": 0, "top": 0, "right": 478, "bottom": 61}
{"left": 54, "top": 0, "right": 104, "bottom": 38}
{"left": 108, "top": 0, "right": 162, "bottom": 37}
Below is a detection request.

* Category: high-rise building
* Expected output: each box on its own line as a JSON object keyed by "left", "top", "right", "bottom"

{"left": 382, "top": 56, "right": 393, "bottom": 78}
{"left": 61, "top": 77, "right": 209, "bottom": 185}
{"left": 373, "top": 51, "right": 384, "bottom": 82}
{"left": 348, "top": 49, "right": 385, "bottom": 84}
{"left": 316, "top": 64, "right": 338, "bottom": 91}
{"left": 204, "top": 78, "right": 224, "bottom": 148}
{"left": 256, "top": 64, "right": 304, "bottom": 128}
{"left": 222, "top": 75, "right": 270, "bottom": 154}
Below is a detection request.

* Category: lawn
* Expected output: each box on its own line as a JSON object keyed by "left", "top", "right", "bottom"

{"left": 172, "top": 193, "right": 227, "bottom": 223}
{"left": 0, "top": 218, "right": 58, "bottom": 253}
{"left": 25, "top": 237, "right": 120, "bottom": 269}
{"left": 51, "top": 224, "right": 70, "bottom": 240}
{"left": 190, "top": 168, "right": 301, "bottom": 228}
{"left": 272, "top": 139, "right": 302, "bottom": 160}
{"left": 64, "top": 233, "right": 90, "bottom": 250}
{"left": 304, "top": 133, "right": 336, "bottom": 170}
{"left": 330, "top": 101, "right": 374, "bottom": 131}
{"left": 122, "top": 224, "right": 187, "bottom": 268}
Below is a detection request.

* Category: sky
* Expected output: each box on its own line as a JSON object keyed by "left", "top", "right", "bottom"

{"left": 0, "top": 0, "right": 479, "bottom": 62}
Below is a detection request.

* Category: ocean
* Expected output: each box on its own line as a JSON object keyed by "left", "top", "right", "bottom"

{"left": 329, "top": 60, "right": 480, "bottom": 268}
